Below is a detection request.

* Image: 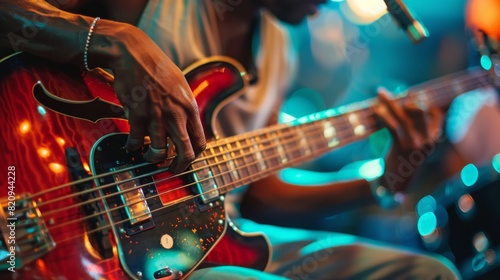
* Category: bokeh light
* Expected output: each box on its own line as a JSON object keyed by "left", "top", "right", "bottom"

{"left": 37, "top": 148, "right": 51, "bottom": 158}
{"left": 418, "top": 212, "right": 437, "bottom": 236}
{"left": 37, "top": 105, "right": 47, "bottom": 116}
{"left": 458, "top": 194, "right": 475, "bottom": 214}
{"left": 460, "top": 163, "right": 479, "bottom": 187}
{"left": 472, "top": 232, "right": 489, "bottom": 252}
{"left": 344, "top": 0, "right": 388, "bottom": 24}
{"left": 480, "top": 55, "right": 493, "bottom": 70}
{"left": 416, "top": 195, "right": 437, "bottom": 216}
{"left": 492, "top": 153, "right": 500, "bottom": 173}
{"left": 357, "top": 158, "right": 384, "bottom": 180}
{"left": 19, "top": 120, "right": 31, "bottom": 134}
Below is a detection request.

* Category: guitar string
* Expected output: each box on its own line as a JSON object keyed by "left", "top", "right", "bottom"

{"left": 8, "top": 71, "right": 488, "bottom": 212}
{"left": 33, "top": 101, "right": 378, "bottom": 208}
{"left": 16, "top": 72, "right": 488, "bottom": 232}
{"left": 41, "top": 113, "right": 380, "bottom": 222}
{"left": 25, "top": 70, "right": 488, "bottom": 203}
{"left": 27, "top": 69, "right": 488, "bottom": 205}
{"left": 31, "top": 123, "right": 302, "bottom": 203}
{"left": 29, "top": 122, "right": 324, "bottom": 201}
{"left": 41, "top": 76, "right": 491, "bottom": 235}
{"left": 42, "top": 72, "right": 488, "bottom": 232}
{"left": 51, "top": 127, "right": 380, "bottom": 246}
{"left": 18, "top": 74, "right": 488, "bottom": 221}
{"left": 24, "top": 71, "right": 489, "bottom": 245}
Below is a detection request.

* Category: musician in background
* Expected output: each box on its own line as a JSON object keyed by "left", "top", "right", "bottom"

{"left": 445, "top": 0, "right": 500, "bottom": 167}
{"left": 0, "top": 0, "right": 460, "bottom": 278}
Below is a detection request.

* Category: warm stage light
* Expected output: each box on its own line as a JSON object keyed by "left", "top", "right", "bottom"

{"left": 37, "top": 148, "right": 51, "bottom": 158}
{"left": 344, "top": 0, "right": 388, "bottom": 24}
{"left": 48, "top": 163, "right": 65, "bottom": 173}
{"left": 19, "top": 120, "right": 31, "bottom": 134}
{"left": 56, "top": 137, "right": 66, "bottom": 146}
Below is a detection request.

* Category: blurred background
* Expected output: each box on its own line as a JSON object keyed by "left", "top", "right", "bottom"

{"left": 273, "top": 0, "right": 500, "bottom": 278}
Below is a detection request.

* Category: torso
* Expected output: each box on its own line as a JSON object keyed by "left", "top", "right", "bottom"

{"left": 101, "top": 0, "right": 149, "bottom": 25}
{"left": 213, "top": 5, "right": 260, "bottom": 82}
{"left": 105, "top": 0, "right": 258, "bottom": 74}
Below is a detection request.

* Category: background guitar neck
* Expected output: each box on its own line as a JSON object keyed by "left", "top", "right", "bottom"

{"left": 199, "top": 67, "right": 491, "bottom": 195}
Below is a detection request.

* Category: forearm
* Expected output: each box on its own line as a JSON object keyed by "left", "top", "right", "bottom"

{"left": 241, "top": 174, "right": 376, "bottom": 221}
{"left": 0, "top": 0, "right": 131, "bottom": 68}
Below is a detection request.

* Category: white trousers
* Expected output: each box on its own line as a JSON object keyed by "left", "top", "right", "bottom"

{"left": 189, "top": 219, "right": 461, "bottom": 280}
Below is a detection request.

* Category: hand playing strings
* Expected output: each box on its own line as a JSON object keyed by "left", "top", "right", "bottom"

{"left": 374, "top": 88, "right": 444, "bottom": 193}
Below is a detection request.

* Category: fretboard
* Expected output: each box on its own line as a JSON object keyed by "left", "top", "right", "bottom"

{"left": 192, "top": 66, "right": 491, "bottom": 197}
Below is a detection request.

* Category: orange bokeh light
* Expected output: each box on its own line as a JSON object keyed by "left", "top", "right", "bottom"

{"left": 19, "top": 120, "right": 31, "bottom": 134}
{"left": 49, "top": 163, "right": 65, "bottom": 173}
{"left": 37, "top": 148, "right": 51, "bottom": 158}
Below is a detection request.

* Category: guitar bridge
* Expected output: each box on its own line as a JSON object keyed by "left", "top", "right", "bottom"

{"left": 0, "top": 194, "right": 55, "bottom": 270}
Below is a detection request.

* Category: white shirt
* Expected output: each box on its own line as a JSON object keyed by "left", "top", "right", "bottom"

{"left": 138, "top": 0, "right": 297, "bottom": 138}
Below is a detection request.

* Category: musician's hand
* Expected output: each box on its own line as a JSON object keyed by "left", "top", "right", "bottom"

{"left": 374, "top": 88, "right": 443, "bottom": 193}
{"left": 96, "top": 23, "right": 206, "bottom": 173}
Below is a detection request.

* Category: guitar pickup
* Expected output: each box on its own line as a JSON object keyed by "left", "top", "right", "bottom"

{"left": 191, "top": 160, "right": 220, "bottom": 204}
{"left": 111, "top": 167, "right": 151, "bottom": 226}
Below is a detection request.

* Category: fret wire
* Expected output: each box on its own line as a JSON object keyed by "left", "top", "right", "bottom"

{"left": 294, "top": 125, "right": 311, "bottom": 157}
{"left": 273, "top": 130, "right": 288, "bottom": 164}
{"left": 208, "top": 147, "right": 226, "bottom": 193}
{"left": 245, "top": 138, "right": 262, "bottom": 173}
{"left": 289, "top": 126, "right": 303, "bottom": 160}
{"left": 307, "top": 121, "right": 319, "bottom": 153}
{"left": 281, "top": 126, "right": 300, "bottom": 161}
{"left": 234, "top": 140, "right": 252, "bottom": 185}
{"left": 288, "top": 126, "right": 302, "bottom": 160}
{"left": 217, "top": 144, "right": 235, "bottom": 191}
{"left": 224, "top": 139, "right": 241, "bottom": 185}
{"left": 255, "top": 135, "right": 274, "bottom": 169}
{"left": 312, "top": 120, "right": 328, "bottom": 151}
{"left": 262, "top": 131, "right": 279, "bottom": 168}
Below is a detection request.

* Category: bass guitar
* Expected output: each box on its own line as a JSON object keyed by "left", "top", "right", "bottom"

{"left": 0, "top": 52, "right": 492, "bottom": 279}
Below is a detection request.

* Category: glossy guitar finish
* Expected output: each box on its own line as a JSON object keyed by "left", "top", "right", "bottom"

{"left": 0, "top": 52, "right": 270, "bottom": 279}
{"left": 0, "top": 51, "right": 493, "bottom": 279}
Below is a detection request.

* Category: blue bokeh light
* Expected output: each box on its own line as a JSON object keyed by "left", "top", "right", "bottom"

{"left": 480, "top": 55, "right": 493, "bottom": 70}
{"left": 418, "top": 212, "right": 437, "bottom": 236}
{"left": 416, "top": 195, "right": 437, "bottom": 217}
{"left": 460, "top": 163, "right": 479, "bottom": 187}
{"left": 492, "top": 153, "right": 500, "bottom": 173}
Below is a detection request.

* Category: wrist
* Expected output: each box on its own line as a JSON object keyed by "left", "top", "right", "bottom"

{"left": 86, "top": 19, "right": 135, "bottom": 70}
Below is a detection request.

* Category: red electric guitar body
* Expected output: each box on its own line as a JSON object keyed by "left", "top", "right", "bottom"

{"left": 0, "top": 52, "right": 270, "bottom": 279}
{"left": 0, "top": 51, "right": 493, "bottom": 279}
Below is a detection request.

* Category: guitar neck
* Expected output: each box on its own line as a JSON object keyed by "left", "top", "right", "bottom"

{"left": 394, "top": 66, "right": 490, "bottom": 109}
{"left": 199, "top": 66, "right": 491, "bottom": 195}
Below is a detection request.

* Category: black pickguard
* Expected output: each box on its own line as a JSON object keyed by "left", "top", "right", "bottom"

{"left": 90, "top": 133, "right": 226, "bottom": 279}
